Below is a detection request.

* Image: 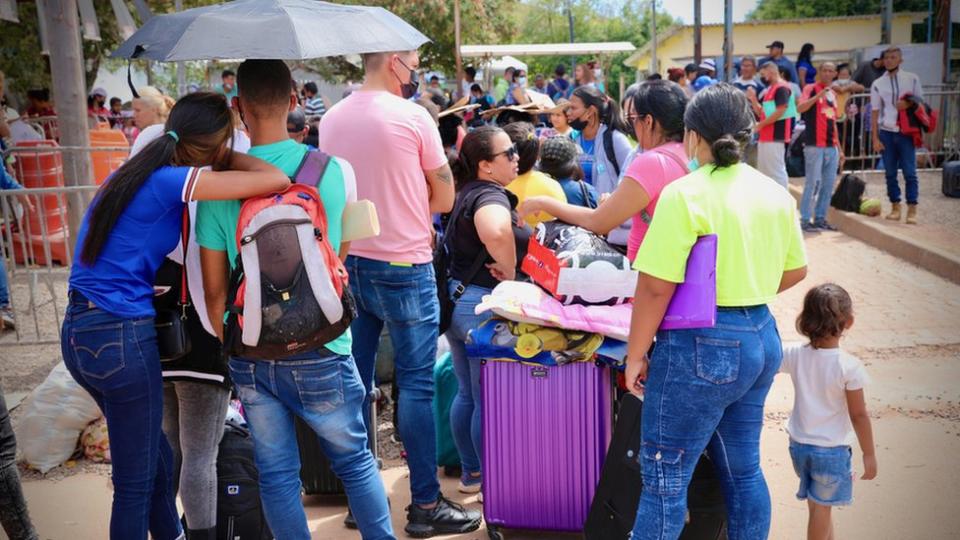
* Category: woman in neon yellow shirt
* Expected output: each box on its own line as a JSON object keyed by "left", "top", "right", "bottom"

{"left": 624, "top": 84, "right": 808, "bottom": 540}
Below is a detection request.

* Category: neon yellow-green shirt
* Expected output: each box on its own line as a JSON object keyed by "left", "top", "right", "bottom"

{"left": 633, "top": 162, "right": 807, "bottom": 307}
{"left": 506, "top": 170, "right": 567, "bottom": 228}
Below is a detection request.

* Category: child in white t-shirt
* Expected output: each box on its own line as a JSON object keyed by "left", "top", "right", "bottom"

{"left": 781, "top": 283, "right": 877, "bottom": 540}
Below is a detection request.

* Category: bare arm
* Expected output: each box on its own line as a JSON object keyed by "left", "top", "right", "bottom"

{"left": 871, "top": 109, "right": 883, "bottom": 151}
{"left": 846, "top": 388, "right": 877, "bottom": 480}
{"left": 200, "top": 247, "right": 230, "bottom": 341}
{"left": 755, "top": 104, "right": 787, "bottom": 131}
{"left": 624, "top": 273, "right": 677, "bottom": 396}
{"left": 518, "top": 180, "right": 650, "bottom": 236}
{"left": 339, "top": 241, "right": 351, "bottom": 263}
{"left": 778, "top": 266, "right": 808, "bottom": 293}
{"left": 426, "top": 163, "right": 455, "bottom": 214}
{"left": 191, "top": 152, "right": 289, "bottom": 201}
{"left": 474, "top": 204, "right": 517, "bottom": 281}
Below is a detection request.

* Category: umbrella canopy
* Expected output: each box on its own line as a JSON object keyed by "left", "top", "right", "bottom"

{"left": 112, "top": 0, "right": 430, "bottom": 61}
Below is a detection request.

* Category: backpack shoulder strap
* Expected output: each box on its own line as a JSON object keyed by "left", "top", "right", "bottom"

{"left": 602, "top": 128, "right": 621, "bottom": 177}
{"left": 293, "top": 149, "right": 332, "bottom": 189}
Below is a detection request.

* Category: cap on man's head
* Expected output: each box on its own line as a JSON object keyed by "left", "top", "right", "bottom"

{"left": 766, "top": 40, "right": 785, "bottom": 49}
{"left": 91, "top": 87, "right": 108, "bottom": 98}
{"left": 699, "top": 59, "right": 716, "bottom": 72}
{"left": 287, "top": 107, "right": 306, "bottom": 133}
{"left": 539, "top": 136, "right": 579, "bottom": 169}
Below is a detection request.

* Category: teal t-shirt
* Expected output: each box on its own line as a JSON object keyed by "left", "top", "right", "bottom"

{"left": 195, "top": 138, "right": 352, "bottom": 356}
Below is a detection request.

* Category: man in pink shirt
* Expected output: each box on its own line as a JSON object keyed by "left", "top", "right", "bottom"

{"left": 319, "top": 51, "right": 479, "bottom": 538}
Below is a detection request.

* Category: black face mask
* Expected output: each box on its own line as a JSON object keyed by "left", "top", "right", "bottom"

{"left": 569, "top": 111, "right": 590, "bottom": 132}
{"left": 394, "top": 58, "right": 420, "bottom": 99}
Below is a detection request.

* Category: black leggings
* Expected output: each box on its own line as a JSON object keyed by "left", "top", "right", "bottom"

{"left": 0, "top": 388, "right": 38, "bottom": 540}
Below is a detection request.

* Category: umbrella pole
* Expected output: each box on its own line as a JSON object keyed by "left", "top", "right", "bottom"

{"left": 454, "top": 0, "right": 463, "bottom": 99}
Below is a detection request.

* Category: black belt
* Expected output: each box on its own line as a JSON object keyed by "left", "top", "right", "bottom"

{"left": 68, "top": 290, "right": 97, "bottom": 309}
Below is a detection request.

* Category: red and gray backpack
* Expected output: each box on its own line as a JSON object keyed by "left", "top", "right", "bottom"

{"left": 223, "top": 151, "right": 355, "bottom": 360}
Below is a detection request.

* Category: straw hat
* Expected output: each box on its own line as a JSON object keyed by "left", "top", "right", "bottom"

{"left": 439, "top": 96, "right": 480, "bottom": 118}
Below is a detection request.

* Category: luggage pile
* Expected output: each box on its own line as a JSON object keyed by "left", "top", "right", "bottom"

{"left": 465, "top": 223, "right": 725, "bottom": 540}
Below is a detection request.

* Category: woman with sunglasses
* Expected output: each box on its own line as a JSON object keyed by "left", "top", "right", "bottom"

{"left": 443, "top": 126, "right": 531, "bottom": 495}
{"left": 519, "top": 80, "right": 689, "bottom": 263}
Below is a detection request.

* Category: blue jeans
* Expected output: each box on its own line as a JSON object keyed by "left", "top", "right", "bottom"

{"left": 0, "top": 253, "right": 8, "bottom": 307}
{"left": 879, "top": 130, "right": 918, "bottom": 205}
{"left": 631, "top": 305, "right": 782, "bottom": 540}
{"left": 60, "top": 294, "right": 181, "bottom": 540}
{"left": 346, "top": 256, "right": 440, "bottom": 505}
{"left": 444, "top": 281, "right": 492, "bottom": 476}
{"left": 800, "top": 146, "right": 840, "bottom": 223}
{"left": 228, "top": 353, "right": 393, "bottom": 540}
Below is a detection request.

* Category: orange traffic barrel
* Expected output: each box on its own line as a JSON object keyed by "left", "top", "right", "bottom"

{"left": 10, "top": 140, "right": 68, "bottom": 265}
{"left": 89, "top": 128, "right": 130, "bottom": 184}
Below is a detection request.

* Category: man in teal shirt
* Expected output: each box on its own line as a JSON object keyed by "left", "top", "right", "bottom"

{"left": 196, "top": 59, "right": 393, "bottom": 540}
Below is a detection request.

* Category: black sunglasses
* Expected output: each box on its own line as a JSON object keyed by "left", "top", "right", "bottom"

{"left": 493, "top": 145, "right": 518, "bottom": 160}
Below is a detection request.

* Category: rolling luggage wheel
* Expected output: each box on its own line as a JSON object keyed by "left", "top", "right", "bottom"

{"left": 487, "top": 525, "right": 504, "bottom": 540}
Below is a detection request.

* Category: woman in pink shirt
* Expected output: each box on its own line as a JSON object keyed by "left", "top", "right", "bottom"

{"left": 519, "top": 80, "right": 689, "bottom": 261}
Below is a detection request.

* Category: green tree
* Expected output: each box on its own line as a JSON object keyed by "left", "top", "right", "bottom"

{"left": 748, "top": 0, "right": 930, "bottom": 20}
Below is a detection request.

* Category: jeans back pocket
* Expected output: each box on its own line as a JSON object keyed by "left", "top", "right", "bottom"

{"left": 694, "top": 337, "right": 741, "bottom": 385}
{"left": 293, "top": 362, "right": 345, "bottom": 414}
{"left": 71, "top": 323, "right": 125, "bottom": 380}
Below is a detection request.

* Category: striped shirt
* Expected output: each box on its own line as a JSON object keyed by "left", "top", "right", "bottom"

{"left": 304, "top": 96, "right": 326, "bottom": 119}
{"left": 801, "top": 82, "right": 839, "bottom": 148}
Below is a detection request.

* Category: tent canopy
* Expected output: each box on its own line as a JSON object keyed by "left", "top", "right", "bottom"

{"left": 461, "top": 42, "right": 636, "bottom": 59}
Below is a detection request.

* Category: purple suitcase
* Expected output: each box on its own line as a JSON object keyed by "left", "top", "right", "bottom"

{"left": 481, "top": 359, "right": 612, "bottom": 536}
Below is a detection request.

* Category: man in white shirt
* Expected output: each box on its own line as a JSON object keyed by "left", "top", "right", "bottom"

{"left": 870, "top": 46, "right": 923, "bottom": 223}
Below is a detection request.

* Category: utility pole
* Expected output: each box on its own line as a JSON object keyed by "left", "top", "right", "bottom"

{"left": 40, "top": 0, "right": 93, "bottom": 251}
{"left": 176, "top": 0, "right": 186, "bottom": 97}
{"left": 650, "top": 0, "right": 658, "bottom": 76}
{"left": 881, "top": 0, "right": 893, "bottom": 43}
{"left": 723, "top": 0, "right": 734, "bottom": 81}
{"left": 454, "top": 0, "right": 463, "bottom": 99}
{"left": 693, "top": 0, "right": 702, "bottom": 65}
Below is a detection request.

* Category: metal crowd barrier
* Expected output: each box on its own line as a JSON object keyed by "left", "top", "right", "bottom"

{"left": 0, "top": 185, "right": 99, "bottom": 345}
{"left": 837, "top": 89, "right": 959, "bottom": 173}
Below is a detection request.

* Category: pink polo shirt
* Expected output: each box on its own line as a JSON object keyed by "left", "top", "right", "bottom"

{"left": 624, "top": 141, "right": 688, "bottom": 262}
{"left": 319, "top": 90, "right": 447, "bottom": 264}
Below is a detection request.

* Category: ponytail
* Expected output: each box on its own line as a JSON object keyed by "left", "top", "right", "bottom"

{"left": 572, "top": 85, "right": 629, "bottom": 135}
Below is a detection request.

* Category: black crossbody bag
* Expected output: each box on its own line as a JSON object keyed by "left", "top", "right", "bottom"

{"left": 154, "top": 209, "right": 192, "bottom": 362}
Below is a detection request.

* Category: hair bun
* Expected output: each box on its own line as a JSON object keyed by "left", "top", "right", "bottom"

{"left": 710, "top": 135, "right": 741, "bottom": 168}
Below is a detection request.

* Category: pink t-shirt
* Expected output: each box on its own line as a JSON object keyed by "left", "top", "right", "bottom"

{"left": 624, "top": 141, "right": 688, "bottom": 262}
{"left": 319, "top": 90, "right": 447, "bottom": 264}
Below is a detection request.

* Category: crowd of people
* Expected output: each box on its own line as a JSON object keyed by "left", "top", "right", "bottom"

{"left": 0, "top": 37, "right": 918, "bottom": 540}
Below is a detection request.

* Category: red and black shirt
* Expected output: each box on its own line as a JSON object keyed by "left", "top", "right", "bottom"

{"left": 759, "top": 83, "right": 793, "bottom": 143}
{"left": 801, "top": 82, "right": 839, "bottom": 148}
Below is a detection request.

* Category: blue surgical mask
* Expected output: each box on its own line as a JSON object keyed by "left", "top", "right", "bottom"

{"left": 687, "top": 158, "right": 700, "bottom": 172}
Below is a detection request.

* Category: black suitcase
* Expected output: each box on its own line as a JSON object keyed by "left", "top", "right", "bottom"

{"left": 584, "top": 393, "right": 728, "bottom": 540}
{"left": 216, "top": 421, "right": 272, "bottom": 540}
{"left": 294, "top": 388, "right": 380, "bottom": 495}
{"left": 943, "top": 161, "right": 960, "bottom": 198}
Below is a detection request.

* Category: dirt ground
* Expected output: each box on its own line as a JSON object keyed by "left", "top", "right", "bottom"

{"left": 2, "top": 232, "right": 960, "bottom": 540}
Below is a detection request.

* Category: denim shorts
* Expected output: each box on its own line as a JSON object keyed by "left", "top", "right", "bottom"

{"left": 789, "top": 440, "right": 853, "bottom": 506}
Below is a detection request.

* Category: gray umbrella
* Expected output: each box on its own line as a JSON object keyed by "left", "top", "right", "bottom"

{"left": 112, "top": 0, "right": 430, "bottom": 61}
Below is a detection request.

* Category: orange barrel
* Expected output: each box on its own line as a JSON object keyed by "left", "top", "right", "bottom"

{"left": 11, "top": 140, "right": 68, "bottom": 265}
{"left": 89, "top": 128, "right": 130, "bottom": 184}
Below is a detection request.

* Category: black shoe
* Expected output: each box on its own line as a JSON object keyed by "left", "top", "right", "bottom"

{"left": 344, "top": 509, "right": 357, "bottom": 530}
{"left": 814, "top": 220, "right": 837, "bottom": 231}
{"left": 442, "top": 464, "right": 463, "bottom": 478}
{"left": 800, "top": 222, "right": 819, "bottom": 233}
{"left": 404, "top": 494, "right": 482, "bottom": 538}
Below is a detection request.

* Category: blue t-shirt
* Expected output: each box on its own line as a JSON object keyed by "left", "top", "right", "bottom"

{"left": 557, "top": 177, "right": 598, "bottom": 208}
{"left": 578, "top": 137, "right": 596, "bottom": 185}
{"left": 70, "top": 166, "right": 197, "bottom": 318}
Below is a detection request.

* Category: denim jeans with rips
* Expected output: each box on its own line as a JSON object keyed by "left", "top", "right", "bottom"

{"left": 346, "top": 255, "right": 441, "bottom": 505}
{"left": 229, "top": 351, "right": 394, "bottom": 540}
{"left": 60, "top": 295, "right": 182, "bottom": 540}
{"left": 631, "top": 305, "right": 783, "bottom": 540}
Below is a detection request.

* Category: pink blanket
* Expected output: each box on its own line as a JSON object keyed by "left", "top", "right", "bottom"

{"left": 475, "top": 281, "right": 633, "bottom": 341}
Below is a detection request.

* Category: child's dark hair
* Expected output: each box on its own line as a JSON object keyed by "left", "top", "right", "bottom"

{"left": 796, "top": 283, "right": 854, "bottom": 347}
{"left": 503, "top": 122, "right": 539, "bottom": 175}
